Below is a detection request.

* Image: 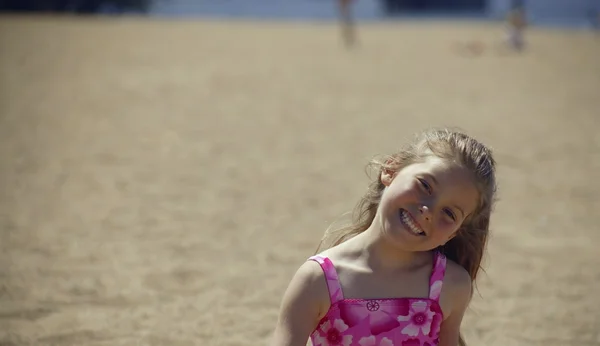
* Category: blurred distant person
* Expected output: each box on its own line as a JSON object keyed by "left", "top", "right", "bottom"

{"left": 505, "top": 0, "right": 527, "bottom": 51}
{"left": 588, "top": 8, "right": 600, "bottom": 32}
{"left": 338, "top": 0, "right": 356, "bottom": 47}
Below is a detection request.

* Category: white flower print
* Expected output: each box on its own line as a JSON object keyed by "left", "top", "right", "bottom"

{"left": 397, "top": 301, "right": 435, "bottom": 337}
{"left": 358, "top": 336, "right": 394, "bottom": 346}
{"left": 314, "top": 319, "right": 353, "bottom": 346}
{"left": 359, "top": 336, "right": 376, "bottom": 346}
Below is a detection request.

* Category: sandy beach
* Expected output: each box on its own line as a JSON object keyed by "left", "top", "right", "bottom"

{"left": 1, "top": 15, "right": 599, "bottom": 346}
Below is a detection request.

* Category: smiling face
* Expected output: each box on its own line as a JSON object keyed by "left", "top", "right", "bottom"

{"left": 377, "top": 155, "right": 480, "bottom": 251}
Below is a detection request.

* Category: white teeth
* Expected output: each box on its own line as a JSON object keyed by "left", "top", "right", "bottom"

{"left": 401, "top": 210, "right": 425, "bottom": 236}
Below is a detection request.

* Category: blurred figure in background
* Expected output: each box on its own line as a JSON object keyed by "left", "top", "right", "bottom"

{"left": 338, "top": 0, "right": 356, "bottom": 47}
{"left": 588, "top": 8, "right": 600, "bottom": 33}
{"left": 505, "top": 0, "right": 527, "bottom": 51}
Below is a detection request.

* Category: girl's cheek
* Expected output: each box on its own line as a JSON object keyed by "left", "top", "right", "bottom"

{"left": 437, "top": 220, "right": 456, "bottom": 235}
{"left": 438, "top": 218, "right": 452, "bottom": 228}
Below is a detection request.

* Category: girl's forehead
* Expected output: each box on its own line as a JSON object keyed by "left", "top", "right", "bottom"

{"left": 406, "top": 156, "right": 465, "bottom": 176}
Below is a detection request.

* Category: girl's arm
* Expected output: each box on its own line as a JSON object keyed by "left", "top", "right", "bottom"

{"left": 438, "top": 264, "right": 473, "bottom": 346}
{"left": 270, "top": 261, "right": 330, "bottom": 346}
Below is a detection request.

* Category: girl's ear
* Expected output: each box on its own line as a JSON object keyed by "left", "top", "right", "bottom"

{"left": 380, "top": 169, "right": 393, "bottom": 186}
{"left": 380, "top": 159, "right": 397, "bottom": 187}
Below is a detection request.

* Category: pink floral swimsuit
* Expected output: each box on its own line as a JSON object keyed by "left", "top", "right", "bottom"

{"left": 308, "top": 251, "right": 446, "bottom": 346}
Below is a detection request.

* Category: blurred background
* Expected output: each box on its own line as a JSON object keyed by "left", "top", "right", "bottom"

{"left": 1, "top": 1, "right": 599, "bottom": 346}
{"left": 1, "top": 0, "right": 600, "bottom": 25}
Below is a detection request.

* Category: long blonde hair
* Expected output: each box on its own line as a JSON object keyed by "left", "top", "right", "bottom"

{"left": 315, "top": 128, "right": 497, "bottom": 346}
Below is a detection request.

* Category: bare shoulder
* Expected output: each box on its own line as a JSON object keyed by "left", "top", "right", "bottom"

{"left": 437, "top": 259, "right": 473, "bottom": 343}
{"left": 444, "top": 259, "right": 472, "bottom": 291}
{"left": 289, "top": 259, "right": 330, "bottom": 297}
{"left": 283, "top": 259, "right": 331, "bottom": 314}
{"left": 442, "top": 259, "right": 472, "bottom": 308}
{"left": 270, "top": 260, "right": 331, "bottom": 346}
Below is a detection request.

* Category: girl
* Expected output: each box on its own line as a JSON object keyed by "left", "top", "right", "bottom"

{"left": 270, "top": 129, "right": 497, "bottom": 346}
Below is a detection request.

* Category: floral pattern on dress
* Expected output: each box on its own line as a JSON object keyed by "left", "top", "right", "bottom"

{"left": 313, "top": 319, "right": 353, "bottom": 346}
{"left": 359, "top": 336, "right": 394, "bottom": 346}
{"left": 309, "top": 252, "right": 447, "bottom": 346}
{"left": 397, "top": 301, "right": 436, "bottom": 337}
{"left": 340, "top": 299, "right": 409, "bottom": 335}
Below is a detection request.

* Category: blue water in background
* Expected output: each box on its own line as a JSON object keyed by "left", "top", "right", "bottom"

{"left": 147, "top": 0, "right": 499, "bottom": 22}
{"left": 149, "top": 0, "right": 387, "bottom": 21}
{"left": 102, "top": 0, "right": 598, "bottom": 29}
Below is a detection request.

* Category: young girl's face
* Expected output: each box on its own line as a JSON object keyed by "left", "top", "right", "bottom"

{"left": 378, "top": 155, "right": 479, "bottom": 251}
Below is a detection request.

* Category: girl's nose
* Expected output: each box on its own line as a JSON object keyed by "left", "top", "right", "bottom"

{"left": 419, "top": 205, "right": 432, "bottom": 221}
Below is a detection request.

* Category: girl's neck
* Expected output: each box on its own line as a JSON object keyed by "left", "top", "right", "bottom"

{"left": 348, "top": 221, "right": 432, "bottom": 273}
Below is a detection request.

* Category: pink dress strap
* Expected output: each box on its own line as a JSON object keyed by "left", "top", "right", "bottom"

{"left": 428, "top": 251, "right": 447, "bottom": 301}
{"left": 308, "top": 255, "right": 344, "bottom": 304}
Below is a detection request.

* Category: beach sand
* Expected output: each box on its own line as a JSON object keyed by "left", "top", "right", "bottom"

{"left": 1, "top": 15, "right": 599, "bottom": 346}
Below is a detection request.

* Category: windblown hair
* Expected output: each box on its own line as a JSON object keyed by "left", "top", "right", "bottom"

{"left": 315, "top": 128, "right": 497, "bottom": 346}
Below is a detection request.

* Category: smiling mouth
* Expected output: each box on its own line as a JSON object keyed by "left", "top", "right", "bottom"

{"left": 399, "top": 209, "right": 426, "bottom": 236}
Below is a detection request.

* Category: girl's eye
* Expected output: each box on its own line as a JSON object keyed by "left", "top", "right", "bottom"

{"left": 444, "top": 208, "right": 456, "bottom": 221}
{"left": 418, "top": 179, "right": 432, "bottom": 194}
